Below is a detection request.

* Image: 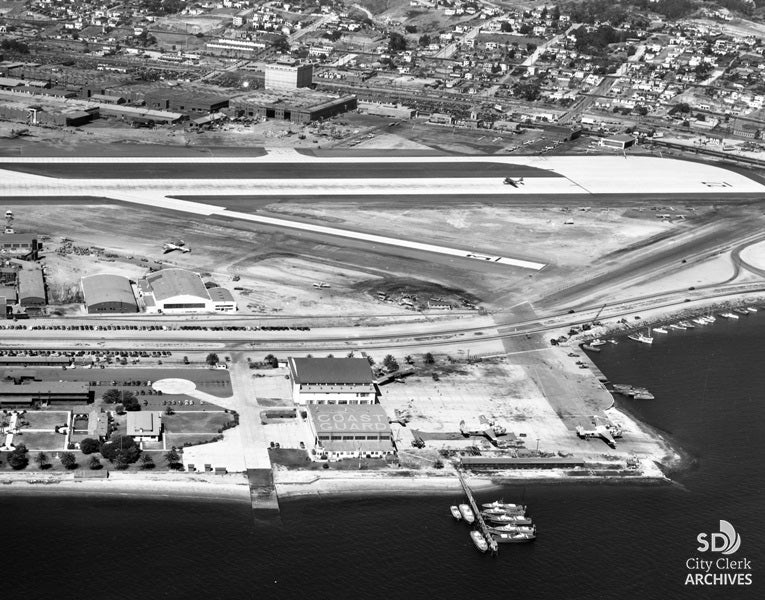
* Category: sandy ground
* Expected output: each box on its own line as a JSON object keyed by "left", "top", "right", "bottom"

{"left": 740, "top": 240, "right": 765, "bottom": 271}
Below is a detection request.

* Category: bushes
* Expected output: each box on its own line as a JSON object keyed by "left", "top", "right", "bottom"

{"left": 80, "top": 438, "right": 101, "bottom": 454}
{"left": 7, "top": 444, "right": 29, "bottom": 470}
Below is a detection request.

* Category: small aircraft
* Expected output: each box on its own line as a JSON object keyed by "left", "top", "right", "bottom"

{"left": 312, "top": 282, "right": 330, "bottom": 288}
{"left": 163, "top": 240, "right": 191, "bottom": 254}
{"left": 503, "top": 177, "right": 525, "bottom": 188}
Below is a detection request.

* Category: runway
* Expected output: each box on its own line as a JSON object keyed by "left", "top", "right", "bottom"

{"left": 0, "top": 153, "right": 762, "bottom": 271}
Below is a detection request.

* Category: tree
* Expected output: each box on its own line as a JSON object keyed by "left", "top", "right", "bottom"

{"left": 206, "top": 353, "right": 219, "bottom": 366}
{"left": 418, "top": 34, "right": 431, "bottom": 47}
{"left": 140, "top": 454, "right": 156, "bottom": 470}
{"left": 388, "top": 31, "right": 407, "bottom": 52}
{"left": 273, "top": 35, "right": 290, "bottom": 53}
{"left": 366, "top": 356, "right": 375, "bottom": 366}
{"left": 60, "top": 452, "right": 77, "bottom": 470}
{"left": 383, "top": 354, "right": 399, "bottom": 372}
{"left": 102, "top": 388, "right": 122, "bottom": 404}
{"left": 34, "top": 452, "right": 49, "bottom": 470}
{"left": 100, "top": 435, "right": 141, "bottom": 463}
{"left": 424, "top": 352, "right": 435, "bottom": 365}
{"left": 405, "top": 24, "right": 417, "bottom": 34}
{"left": 89, "top": 456, "right": 102, "bottom": 470}
{"left": 80, "top": 438, "right": 100, "bottom": 454}
{"left": 7, "top": 444, "right": 28, "bottom": 470}
{"left": 165, "top": 449, "right": 182, "bottom": 469}
{"left": 264, "top": 354, "right": 279, "bottom": 368}
{"left": 405, "top": 355, "right": 414, "bottom": 365}
{"left": 122, "top": 391, "right": 140, "bottom": 412}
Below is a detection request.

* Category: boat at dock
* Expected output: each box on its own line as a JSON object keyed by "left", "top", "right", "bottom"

{"left": 582, "top": 344, "right": 600, "bottom": 353}
{"left": 492, "top": 531, "right": 536, "bottom": 544}
{"left": 612, "top": 384, "right": 654, "bottom": 399}
{"left": 450, "top": 506, "right": 462, "bottom": 521}
{"left": 484, "top": 513, "right": 533, "bottom": 525}
{"left": 470, "top": 530, "right": 489, "bottom": 553}
{"left": 628, "top": 330, "right": 653, "bottom": 344}
{"left": 459, "top": 504, "right": 475, "bottom": 524}
{"left": 747, "top": 307, "right": 758, "bottom": 313}
{"left": 692, "top": 318, "right": 708, "bottom": 326}
{"left": 652, "top": 327, "right": 668, "bottom": 334}
{"left": 482, "top": 501, "right": 526, "bottom": 513}
{"left": 670, "top": 324, "right": 685, "bottom": 330}
{"left": 720, "top": 312, "right": 739, "bottom": 319}
{"left": 734, "top": 309, "right": 750, "bottom": 316}
{"left": 589, "top": 339, "right": 607, "bottom": 347}
{"left": 678, "top": 321, "right": 694, "bottom": 328}
{"left": 489, "top": 524, "right": 536, "bottom": 535}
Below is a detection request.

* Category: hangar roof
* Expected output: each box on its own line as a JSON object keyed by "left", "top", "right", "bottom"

{"left": 81, "top": 274, "right": 137, "bottom": 309}
{"left": 145, "top": 268, "right": 210, "bottom": 302}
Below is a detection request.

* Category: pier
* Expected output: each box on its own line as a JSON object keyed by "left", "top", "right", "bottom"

{"left": 456, "top": 469, "right": 498, "bottom": 554}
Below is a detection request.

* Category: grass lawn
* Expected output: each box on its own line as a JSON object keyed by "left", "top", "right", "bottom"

{"left": 11, "top": 431, "right": 66, "bottom": 450}
{"left": 163, "top": 411, "right": 234, "bottom": 433}
{"left": 166, "top": 433, "right": 223, "bottom": 448}
{"left": 17, "top": 411, "right": 69, "bottom": 430}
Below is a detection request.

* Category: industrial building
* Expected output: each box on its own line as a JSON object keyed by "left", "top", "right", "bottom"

{"left": 144, "top": 88, "right": 230, "bottom": 116}
{"left": 138, "top": 268, "right": 235, "bottom": 314}
{"left": 16, "top": 261, "right": 45, "bottom": 309}
{"left": 307, "top": 404, "right": 395, "bottom": 460}
{"left": 230, "top": 90, "right": 356, "bottom": 124}
{"left": 80, "top": 274, "right": 138, "bottom": 314}
{"left": 600, "top": 133, "right": 636, "bottom": 150}
{"left": 265, "top": 61, "right": 313, "bottom": 90}
{"left": 0, "top": 234, "right": 41, "bottom": 259}
{"left": 126, "top": 411, "right": 162, "bottom": 442}
{"left": 288, "top": 357, "right": 376, "bottom": 405}
{"left": 0, "top": 381, "right": 93, "bottom": 406}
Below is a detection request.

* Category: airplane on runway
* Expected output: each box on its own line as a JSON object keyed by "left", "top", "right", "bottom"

{"left": 503, "top": 177, "right": 525, "bottom": 188}
{"left": 163, "top": 240, "right": 191, "bottom": 254}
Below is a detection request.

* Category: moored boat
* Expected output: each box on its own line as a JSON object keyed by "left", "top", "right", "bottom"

{"left": 720, "top": 312, "right": 738, "bottom": 319}
{"left": 734, "top": 308, "right": 749, "bottom": 316}
{"left": 470, "top": 530, "right": 489, "bottom": 553}
{"left": 652, "top": 327, "right": 668, "bottom": 334}
{"left": 589, "top": 338, "right": 607, "bottom": 347}
{"left": 489, "top": 524, "right": 536, "bottom": 535}
{"left": 747, "top": 307, "right": 758, "bottom": 313}
{"left": 492, "top": 531, "right": 536, "bottom": 543}
{"left": 692, "top": 318, "right": 707, "bottom": 325}
{"left": 459, "top": 504, "right": 475, "bottom": 524}
{"left": 582, "top": 344, "right": 600, "bottom": 353}
{"left": 481, "top": 501, "right": 526, "bottom": 513}
{"left": 670, "top": 324, "right": 685, "bottom": 330}
{"left": 485, "top": 513, "right": 533, "bottom": 525}
{"left": 450, "top": 505, "right": 462, "bottom": 521}
{"left": 678, "top": 321, "right": 694, "bottom": 328}
{"left": 628, "top": 332, "right": 653, "bottom": 344}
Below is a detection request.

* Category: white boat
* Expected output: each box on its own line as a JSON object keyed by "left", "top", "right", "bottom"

{"left": 470, "top": 530, "right": 489, "bottom": 552}
{"left": 589, "top": 338, "right": 607, "bottom": 347}
{"left": 652, "top": 327, "right": 668, "bottom": 334}
{"left": 489, "top": 524, "right": 536, "bottom": 535}
{"left": 492, "top": 531, "right": 536, "bottom": 543}
{"left": 459, "top": 504, "right": 475, "bottom": 524}
{"left": 628, "top": 329, "right": 653, "bottom": 344}
{"left": 450, "top": 505, "right": 462, "bottom": 521}
{"left": 678, "top": 321, "right": 694, "bottom": 328}
{"left": 706, "top": 314, "right": 716, "bottom": 322}
{"left": 670, "top": 324, "right": 685, "bottom": 330}
{"left": 481, "top": 501, "right": 526, "bottom": 513}
{"left": 692, "top": 318, "right": 707, "bottom": 325}
{"left": 720, "top": 312, "right": 738, "bottom": 319}
{"left": 747, "top": 307, "right": 758, "bottom": 313}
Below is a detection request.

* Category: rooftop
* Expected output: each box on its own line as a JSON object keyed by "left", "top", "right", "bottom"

{"left": 126, "top": 411, "right": 162, "bottom": 437}
{"left": 289, "top": 357, "right": 373, "bottom": 385}
{"left": 232, "top": 89, "right": 355, "bottom": 111}
{"left": 81, "top": 274, "right": 137, "bottom": 309}
{"left": 308, "top": 403, "right": 391, "bottom": 435}
{"left": 145, "top": 268, "right": 210, "bottom": 302}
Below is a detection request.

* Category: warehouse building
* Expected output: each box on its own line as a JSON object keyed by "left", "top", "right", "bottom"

{"left": 600, "top": 133, "right": 636, "bottom": 150}
{"left": 144, "top": 88, "right": 230, "bottom": 116}
{"left": 207, "top": 286, "right": 237, "bottom": 312}
{"left": 307, "top": 404, "right": 395, "bottom": 460}
{"left": 80, "top": 274, "right": 138, "bottom": 314}
{"left": 0, "top": 381, "right": 93, "bottom": 406}
{"left": 288, "top": 357, "right": 376, "bottom": 405}
{"left": 16, "top": 261, "right": 45, "bottom": 308}
{"left": 230, "top": 90, "right": 356, "bottom": 124}
{"left": 265, "top": 61, "right": 313, "bottom": 90}
{"left": 0, "top": 233, "right": 41, "bottom": 259}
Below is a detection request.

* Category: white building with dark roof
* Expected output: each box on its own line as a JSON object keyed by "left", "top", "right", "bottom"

{"left": 307, "top": 404, "right": 395, "bottom": 460}
{"left": 288, "top": 357, "right": 376, "bottom": 405}
{"left": 80, "top": 274, "right": 138, "bottom": 314}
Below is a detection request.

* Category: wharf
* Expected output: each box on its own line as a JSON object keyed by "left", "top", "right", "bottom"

{"left": 456, "top": 470, "right": 498, "bottom": 554}
{"left": 577, "top": 347, "right": 608, "bottom": 382}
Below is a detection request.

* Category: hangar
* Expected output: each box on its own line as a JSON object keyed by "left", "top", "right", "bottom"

{"left": 307, "top": 404, "right": 395, "bottom": 460}
{"left": 288, "top": 357, "right": 376, "bottom": 405}
{"left": 80, "top": 274, "right": 138, "bottom": 314}
{"left": 140, "top": 268, "right": 213, "bottom": 314}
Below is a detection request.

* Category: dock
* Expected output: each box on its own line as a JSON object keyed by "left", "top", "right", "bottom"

{"left": 456, "top": 469, "right": 498, "bottom": 554}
